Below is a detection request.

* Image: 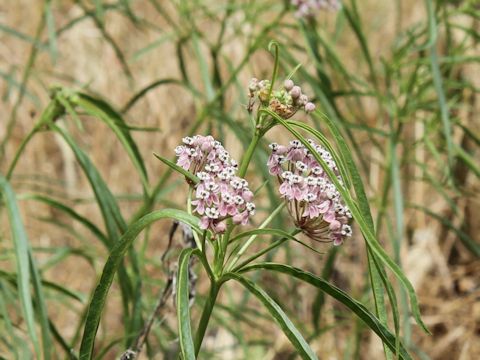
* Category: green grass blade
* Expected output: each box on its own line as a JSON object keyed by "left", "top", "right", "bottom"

{"left": 191, "top": 32, "right": 215, "bottom": 101}
{"left": 0, "top": 175, "right": 41, "bottom": 357}
{"left": 0, "top": 23, "right": 47, "bottom": 50}
{"left": 425, "top": 0, "right": 454, "bottom": 176}
{"left": 79, "top": 209, "right": 200, "bottom": 359}
{"left": 45, "top": 0, "right": 58, "bottom": 62}
{"left": 29, "top": 253, "right": 54, "bottom": 359}
{"left": 177, "top": 248, "right": 196, "bottom": 360}
{"left": 121, "top": 78, "right": 184, "bottom": 113}
{"left": 226, "top": 273, "right": 319, "bottom": 360}
{"left": 240, "top": 263, "right": 412, "bottom": 360}
{"left": 24, "top": 194, "right": 109, "bottom": 247}
{"left": 411, "top": 204, "right": 480, "bottom": 257}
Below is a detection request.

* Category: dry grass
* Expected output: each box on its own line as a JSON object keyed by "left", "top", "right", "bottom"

{"left": 1, "top": 0, "right": 479, "bottom": 359}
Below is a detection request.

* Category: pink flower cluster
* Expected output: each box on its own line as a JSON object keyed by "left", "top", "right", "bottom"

{"left": 175, "top": 135, "right": 255, "bottom": 234}
{"left": 268, "top": 139, "right": 352, "bottom": 245}
{"left": 291, "top": 0, "right": 341, "bottom": 18}
{"left": 248, "top": 78, "right": 315, "bottom": 118}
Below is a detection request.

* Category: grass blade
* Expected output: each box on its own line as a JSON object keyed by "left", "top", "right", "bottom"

{"left": 0, "top": 175, "right": 40, "bottom": 357}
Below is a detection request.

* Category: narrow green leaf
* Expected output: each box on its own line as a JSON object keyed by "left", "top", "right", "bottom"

{"left": 0, "top": 23, "right": 47, "bottom": 50}
{"left": 153, "top": 152, "right": 199, "bottom": 184}
{"left": 79, "top": 209, "right": 200, "bottom": 360}
{"left": 425, "top": 0, "right": 454, "bottom": 174}
{"left": 45, "top": 0, "right": 58, "bottom": 62}
{"left": 226, "top": 273, "right": 319, "bottom": 360}
{"left": 93, "top": 0, "right": 105, "bottom": 24}
{"left": 29, "top": 253, "right": 54, "bottom": 359}
{"left": 121, "top": 78, "right": 184, "bottom": 113}
{"left": 0, "top": 175, "right": 40, "bottom": 357}
{"left": 51, "top": 124, "right": 124, "bottom": 243}
{"left": 63, "top": 91, "right": 149, "bottom": 191}
{"left": 191, "top": 32, "right": 215, "bottom": 101}
{"left": 411, "top": 204, "right": 480, "bottom": 257}
{"left": 23, "top": 194, "right": 109, "bottom": 247}
{"left": 240, "top": 263, "right": 412, "bottom": 360}
{"left": 177, "top": 248, "right": 196, "bottom": 360}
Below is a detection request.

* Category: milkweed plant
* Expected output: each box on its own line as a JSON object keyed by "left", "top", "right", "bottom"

{"left": 109, "top": 44, "right": 428, "bottom": 360}
{"left": 0, "top": 35, "right": 431, "bottom": 359}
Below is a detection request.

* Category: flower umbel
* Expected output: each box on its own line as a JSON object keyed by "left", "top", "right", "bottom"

{"left": 248, "top": 78, "right": 315, "bottom": 118}
{"left": 175, "top": 135, "right": 255, "bottom": 234}
{"left": 268, "top": 139, "right": 352, "bottom": 245}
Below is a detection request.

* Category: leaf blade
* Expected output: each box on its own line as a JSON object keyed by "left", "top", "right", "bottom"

{"left": 226, "top": 273, "right": 318, "bottom": 360}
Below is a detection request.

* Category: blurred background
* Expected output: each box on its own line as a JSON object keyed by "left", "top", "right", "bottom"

{"left": 0, "top": 0, "right": 479, "bottom": 359}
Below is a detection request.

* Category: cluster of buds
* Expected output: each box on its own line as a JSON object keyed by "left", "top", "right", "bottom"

{"left": 267, "top": 139, "right": 352, "bottom": 245}
{"left": 175, "top": 135, "right": 255, "bottom": 234}
{"left": 291, "top": 0, "right": 341, "bottom": 18}
{"left": 248, "top": 78, "right": 315, "bottom": 119}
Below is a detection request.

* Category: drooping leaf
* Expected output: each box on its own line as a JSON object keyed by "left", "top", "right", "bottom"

{"left": 240, "top": 263, "right": 412, "bottom": 360}
{"left": 225, "top": 273, "right": 319, "bottom": 360}
{"left": 79, "top": 209, "right": 200, "bottom": 359}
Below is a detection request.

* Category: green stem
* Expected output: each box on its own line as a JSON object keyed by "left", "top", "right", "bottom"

{"left": 6, "top": 127, "right": 39, "bottom": 180}
{"left": 187, "top": 187, "right": 202, "bottom": 250}
{"left": 6, "top": 95, "right": 65, "bottom": 179}
{"left": 238, "top": 129, "right": 261, "bottom": 178}
{"left": 194, "top": 281, "right": 220, "bottom": 357}
{"left": 227, "top": 202, "right": 286, "bottom": 271}
{"left": 231, "top": 228, "right": 301, "bottom": 273}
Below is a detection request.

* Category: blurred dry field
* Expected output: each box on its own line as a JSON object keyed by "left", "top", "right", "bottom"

{"left": 0, "top": 0, "right": 479, "bottom": 359}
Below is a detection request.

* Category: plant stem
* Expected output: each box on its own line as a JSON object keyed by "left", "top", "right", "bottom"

{"left": 194, "top": 281, "right": 220, "bottom": 357}
{"left": 238, "top": 129, "right": 261, "bottom": 178}
{"left": 227, "top": 202, "right": 286, "bottom": 271}
{"left": 6, "top": 95, "right": 65, "bottom": 180}
{"left": 231, "top": 228, "right": 301, "bottom": 273}
{"left": 187, "top": 187, "right": 202, "bottom": 249}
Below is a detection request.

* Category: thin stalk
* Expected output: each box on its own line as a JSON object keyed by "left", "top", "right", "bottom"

{"left": 227, "top": 202, "right": 286, "bottom": 271}
{"left": 231, "top": 229, "right": 301, "bottom": 273}
{"left": 194, "top": 281, "right": 220, "bottom": 357}
{"left": 187, "top": 187, "right": 202, "bottom": 249}
{"left": 0, "top": 3, "right": 45, "bottom": 159}
{"left": 7, "top": 94, "right": 65, "bottom": 179}
{"left": 6, "top": 128, "right": 39, "bottom": 180}
{"left": 238, "top": 129, "right": 262, "bottom": 178}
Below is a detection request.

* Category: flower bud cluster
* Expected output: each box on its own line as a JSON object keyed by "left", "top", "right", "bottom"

{"left": 267, "top": 139, "right": 352, "bottom": 245}
{"left": 175, "top": 135, "right": 255, "bottom": 234}
{"left": 291, "top": 0, "right": 341, "bottom": 18}
{"left": 248, "top": 78, "right": 315, "bottom": 118}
